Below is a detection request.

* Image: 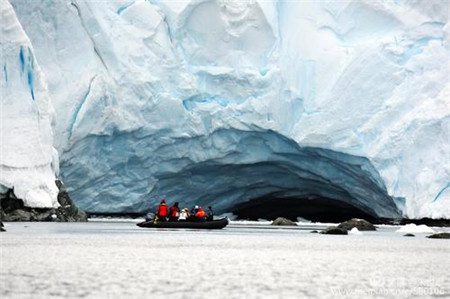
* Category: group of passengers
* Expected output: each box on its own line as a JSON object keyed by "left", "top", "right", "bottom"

{"left": 154, "top": 199, "right": 214, "bottom": 222}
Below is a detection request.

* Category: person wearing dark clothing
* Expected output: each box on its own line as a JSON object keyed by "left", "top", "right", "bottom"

{"left": 206, "top": 206, "right": 214, "bottom": 221}
{"left": 169, "top": 202, "right": 180, "bottom": 221}
{"left": 190, "top": 205, "right": 199, "bottom": 217}
{"left": 156, "top": 199, "right": 168, "bottom": 222}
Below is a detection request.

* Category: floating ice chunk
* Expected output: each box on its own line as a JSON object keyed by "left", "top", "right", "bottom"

{"left": 349, "top": 227, "right": 363, "bottom": 235}
{"left": 297, "top": 217, "right": 312, "bottom": 223}
{"left": 396, "top": 224, "right": 435, "bottom": 234}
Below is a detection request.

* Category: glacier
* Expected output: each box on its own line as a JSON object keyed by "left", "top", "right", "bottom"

{"left": 0, "top": 1, "right": 59, "bottom": 208}
{"left": 2, "top": 0, "right": 449, "bottom": 219}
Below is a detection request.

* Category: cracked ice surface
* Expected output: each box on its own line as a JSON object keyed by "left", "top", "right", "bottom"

{"left": 4, "top": 0, "right": 450, "bottom": 217}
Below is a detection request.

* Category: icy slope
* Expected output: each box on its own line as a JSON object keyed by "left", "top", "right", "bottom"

{"left": 8, "top": 0, "right": 450, "bottom": 218}
{"left": 0, "top": 1, "right": 59, "bottom": 207}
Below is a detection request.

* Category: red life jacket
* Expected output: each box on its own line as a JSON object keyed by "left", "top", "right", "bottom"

{"left": 157, "top": 204, "right": 168, "bottom": 217}
{"left": 195, "top": 209, "right": 206, "bottom": 218}
{"left": 170, "top": 206, "right": 179, "bottom": 217}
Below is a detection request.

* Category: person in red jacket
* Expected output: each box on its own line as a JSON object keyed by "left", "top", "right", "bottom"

{"left": 194, "top": 206, "right": 207, "bottom": 222}
{"left": 156, "top": 199, "right": 168, "bottom": 222}
{"left": 169, "top": 202, "right": 180, "bottom": 222}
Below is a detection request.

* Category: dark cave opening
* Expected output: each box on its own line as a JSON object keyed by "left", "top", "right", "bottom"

{"left": 231, "top": 195, "right": 376, "bottom": 223}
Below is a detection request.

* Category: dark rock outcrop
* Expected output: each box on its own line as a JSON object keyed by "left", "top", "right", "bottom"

{"left": 403, "top": 233, "right": 415, "bottom": 237}
{"left": 427, "top": 233, "right": 450, "bottom": 239}
{"left": 55, "top": 180, "right": 88, "bottom": 222}
{"left": 0, "top": 221, "right": 5, "bottom": 232}
{"left": 320, "top": 226, "right": 348, "bottom": 235}
{"left": 338, "top": 218, "right": 376, "bottom": 231}
{"left": 271, "top": 217, "right": 297, "bottom": 226}
{"left": 0, "top": 180, "right": 87, "bottom": 222}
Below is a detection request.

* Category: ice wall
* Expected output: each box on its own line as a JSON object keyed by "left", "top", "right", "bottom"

{"left": 8, "top": 0, "right": 450, "bottom": 218}
{"left": 0, "top": 1, "right": 59, "bottom": 208}
{"left": 60, "top": 128, "right": 402, "bottom": 219}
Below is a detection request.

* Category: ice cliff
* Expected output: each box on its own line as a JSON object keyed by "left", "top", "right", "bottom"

{"left": 1, "top": 1, "right": 59, "bottom": 208}
{"left": 3, "top": 0, "right": 449, "bottom": 219}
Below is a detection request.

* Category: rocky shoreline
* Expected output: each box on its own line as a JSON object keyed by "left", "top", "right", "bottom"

{"left": 0, "top": 180, "right": 87, "bottom": 222}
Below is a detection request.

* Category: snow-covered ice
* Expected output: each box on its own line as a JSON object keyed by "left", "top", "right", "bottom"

{"left": 0, "top": 1, "right": 59, "bottom": 208}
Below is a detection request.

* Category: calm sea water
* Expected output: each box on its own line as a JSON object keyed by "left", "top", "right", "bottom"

{"left": 1, "top": 221, "right": 449, "bottom": 298}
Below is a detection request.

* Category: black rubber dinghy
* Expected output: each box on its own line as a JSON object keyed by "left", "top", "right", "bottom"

{"left": 136, "top": 218, "right": 229, "bottom": 229}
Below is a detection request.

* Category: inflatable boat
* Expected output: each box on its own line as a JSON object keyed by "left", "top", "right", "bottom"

{"left": 136, "top": 218, "right": 229, "bottom": 229}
